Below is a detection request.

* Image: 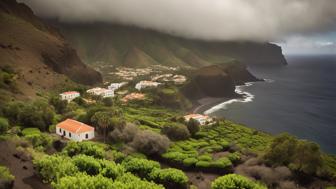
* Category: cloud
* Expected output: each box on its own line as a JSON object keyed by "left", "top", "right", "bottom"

{"left": 19, "top": 0, "right": 336, "bottom": 42}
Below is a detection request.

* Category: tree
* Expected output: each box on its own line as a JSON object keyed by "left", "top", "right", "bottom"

{"left": 0, "top": 117, "right": 9, "bottom": 134}
{"left": 131, "top": 130, "right": 171, "bottom": 156}
{"left": 186, "top": 118, "right": 200, "bottom": 136}
{"left": 91, "top": 111, "right": 114, "bottom": 143}
{"left": 161, "top": 123, "right": 190, "bottom": 141}
{"left": 211, "top": 174, "right": 266, "bottom": 189}
{"left": 102, "top": 97, "right": 113, "bottom": 107}
{"left": 49, "top": 95, "right": 67, "bottom": 114}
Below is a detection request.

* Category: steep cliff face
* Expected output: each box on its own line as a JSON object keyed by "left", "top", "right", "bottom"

{"left": 55, "top": 23, "right": 287, "bottom": 67}
{"left": 182, "top": 62, "right": 260, "bottom": 100}
{"left": 0, "top": 0, "right": 102, "bottom": 97}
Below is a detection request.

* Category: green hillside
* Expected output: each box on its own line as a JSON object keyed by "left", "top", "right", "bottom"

{"left": 57, "top": 23, "right": 287, "bottom": 68}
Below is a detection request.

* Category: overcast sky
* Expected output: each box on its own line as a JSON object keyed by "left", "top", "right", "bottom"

{"left": 20, "top": 0, "right": 336, "bottom": 54}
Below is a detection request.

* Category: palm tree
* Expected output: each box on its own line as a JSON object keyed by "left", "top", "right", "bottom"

{"left": 91, "top": 111, "right": 112, "bottom": 143}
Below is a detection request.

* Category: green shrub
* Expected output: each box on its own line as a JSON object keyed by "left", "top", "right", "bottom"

{"left": 25, "top": 133, "right": 52, "bottom": 149}
{"left": 34, "top": 155, "right": 78, "bottom": 182}
{"left": 116, "top": 173, "right": 165, "bottom": 189}
{"left": 63, "top": 141, "right": 105, "bottom": 158}
{"left": 198, "top": 154, "right": 212, "bottom": 161}
{"left": 0, "top": 117, "right": 9, "bottom": 134}
{"left": 186, "top": 118, "right": 200, "bottom": 136}
{"left": 100, "top": 159, "right": 124, "bottom": 179}
{"left": 161, "top": 123, "right": 190, "bottom": 141}
{"left": 0, "top": 166, "right": 14, "bottom": 181}
{"left": 210, "top": 158, "right": 232, "bottom": 169}
{"left": 227, "top": 152, "right": 241, "bottom": 164}
{"left": 195, "top": 161, "right": 211, "bottom": 168}
{"left": 211, "top": 174, "right": 266, "bottom": 189}
{"left": 122, "top": 157, "right": 160, "bottom": 178}
{"left": 183, "top": 158, "right": 198, "bottom": 166}
{"left": 162, "top": 152, "right": 189, "bottom": 162}
{"left": 149, "top": 168, "right": 189, "bottom": 189}
{"left": 72, "top": 155, "right": 101, "bottom": 176}
{"left": 52, "top": 173, "right": 115, "bottom": 189}
{"left": 22, "top": 128, "right": 41, "bottom": 136}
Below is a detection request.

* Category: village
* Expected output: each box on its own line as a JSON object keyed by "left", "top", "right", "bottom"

{"left": 57, "top": 66, "right": 213, "bottom": 142}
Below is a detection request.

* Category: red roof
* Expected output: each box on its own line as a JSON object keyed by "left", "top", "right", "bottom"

{"left": 61, "top": 91, "right": 80, "bottom": 95}
{"left": 57, "top": 119, "right": 94, "bottom": 134}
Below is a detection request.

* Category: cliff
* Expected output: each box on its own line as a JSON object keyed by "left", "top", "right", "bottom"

{"left": 54, "top": 23, "right": 287, "bottom": 68}
{"left": 182, "top": 62, "right": 260, "bottom": 100}
{"left": 0, "top": 0, "right": 102, "bottom": 98}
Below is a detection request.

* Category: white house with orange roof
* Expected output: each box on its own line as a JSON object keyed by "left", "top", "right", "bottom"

{"left": 56, "top": 119, "right": 95, "bottom": 141}
{"left": 59, "top": 91, "right": 80, "bottom": 102}
{"left": 183, "top": 114, "right": 214, "bottom": 126}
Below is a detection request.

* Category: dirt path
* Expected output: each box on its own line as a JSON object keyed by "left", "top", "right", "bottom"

{"left": 0, "top": 140, "right": 51, "bottom": 189}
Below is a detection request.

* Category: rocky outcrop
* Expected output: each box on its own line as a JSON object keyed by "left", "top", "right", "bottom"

{"left": 182, "top": 62, "right": 260, "bottom": 100}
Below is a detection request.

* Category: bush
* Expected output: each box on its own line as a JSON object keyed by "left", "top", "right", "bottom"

{"left": 131, "top": 130, "right": 170, "bottom": 156}
{"left": 211, "top": 174, "right": 266, "bottom": 189}
{"left": 186, "top": 118, "right": 200, "bottom": 136}
{"left": 72, "top": 155, "right": 101, "bottom": 176}
{"left": 34, "top": 155, "right": 78, "bottom": 182}
{"left": 115, "top": 173, "right": 165, "bottom": 189}
{"left": 25, "top": 133, "right": 52, "bottom": 149}
{"left": 62, "top": 141, "right": 105, "bottom": 158}
{"left": 22, "top": 128, "right": 41, "bottom": 136}
{"left": 195, "top": 161, "right": 211, "bottom": 168}
{"left": 102, "top": 97, "right": 113, "bottom": 107}
{"left": 0, "top": 166, "right": 14, "bottom": 181}
{"left": 122, "top": 157, "right": 160, "bottom": 178}
{"left": 52, "top": 173, "right": 115, "bottom": 189}
{"left": 0, "top": 117, "right": 9, "bottom": 134}
{"left": 49, "top": 96, "right": 67, "bottom": 114}
{"left": 100, "top": 159, "right": 125, "bottom": 179}
{"left": 183, "top": 158, "right": 198, "bottom": 167}
{"left": 161, "top": 123, "right": 190, "bottom": 141}
{"left": 149, "top": 168, "right": 189, "bottom": 189}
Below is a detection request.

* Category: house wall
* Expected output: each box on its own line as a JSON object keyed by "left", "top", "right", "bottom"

{"left": 56, "top": 126, "right": 94, "bottom": 142}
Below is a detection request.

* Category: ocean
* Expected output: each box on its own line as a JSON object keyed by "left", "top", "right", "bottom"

{"left": 205, "top": 55, "right": 336, "bottom": 154}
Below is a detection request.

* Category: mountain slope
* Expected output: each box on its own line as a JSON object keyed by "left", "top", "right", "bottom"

{"left": 56, "top": 23, "right": 287, "bottom": 68}
{"left": 0, "top": 0, "right": 102, "bottom": 98}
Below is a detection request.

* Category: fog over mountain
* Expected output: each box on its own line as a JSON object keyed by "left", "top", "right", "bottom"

{"left": 19, "top": 0, "right": 336, "bottom": 42}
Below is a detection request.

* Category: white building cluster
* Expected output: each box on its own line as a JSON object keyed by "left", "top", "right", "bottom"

{"left": 60, "top": 91, "right": 80, "bottom": 102}
{"left": 108, "top": 82, "right": 128, "bottom": 91}
{"left": 135, "top": 80, "right": 161, "bottom": 91}
{"left": 184, "top": 114, "right": 215, "bottom": 126}
{"left": 86, "top": 87, "right": 114, "bottom": 98}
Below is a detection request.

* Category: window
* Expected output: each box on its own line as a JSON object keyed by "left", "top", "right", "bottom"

{"left": 86, "top": 134, "right": 88, "bottom": 139}
{"left": 59, "top": 128, "right": 61, "bottom": 133}
{"left": 69, "top": 133, "right": 71, "bottom": 137}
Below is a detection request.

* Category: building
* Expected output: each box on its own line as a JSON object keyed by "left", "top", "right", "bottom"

{"left": 56, "top": 119, "right": 95, "bottom": 141}
{"left": 108, "top": 82, "right": 127, "bottom": 91}
{"left": 87, "top": 87, "right": 114, "bottom": 98}
{"left": 184, "top": 114, "right": 214, "bottom": 126}
{"left": 135, "top": 80, "right": 161, "bottom": 91}
{"left": 60, "top": 91, "right": 80, "bottom": 102}
{"left": 173, "top": 75, "right": 187, "bottom": 84}
{"left": 122, "top": 93, "right": 145, "bottom": 102}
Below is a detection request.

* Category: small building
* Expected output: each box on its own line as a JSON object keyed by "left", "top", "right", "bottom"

{"left": 122, "top": 93, "right": 145, "bottom": 102}
{"left": 184, "top": 114, "right": 214, "bottom": 126}
{"left": 87, "top": 87, "right": 114, "bottom": 98}
{"left": 135, "top": 80, "right": 161, "bottom": 91}
{"left": 108, "top": 82, "right": 127, "bottom": 91}
{"left": 56, "top": 119, "right": 95, "bottom": 141}
{"left": 60, "top": 91, "right": 80, "bottom": 102}
{"left": 173, "top": 75, "right": 187, "bottom": 84}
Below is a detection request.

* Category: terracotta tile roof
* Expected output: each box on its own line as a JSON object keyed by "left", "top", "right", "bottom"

{"left": 57, "top": 119, "right": 94, "bottom": 134}
{"left": 184, "top": 114, "right": 209, "bottom": 120}
{"left": 61, "top": 91, "right": 80, "bottom": 95}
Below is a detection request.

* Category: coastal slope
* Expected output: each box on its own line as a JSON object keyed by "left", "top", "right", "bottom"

{"left": 0, "top": 0, "right": 102, "bottom": 98}
{"left": 55, "top": 23, "right": 288, "bottom": 67}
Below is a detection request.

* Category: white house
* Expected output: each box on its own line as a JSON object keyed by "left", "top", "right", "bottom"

{"left": 108, "top": 82, "right": 127, "bottom": 91}
{"left": 87, "top": 87, "right": 114, "bottom": 98}
{"left": 135, "top": 81, "right": 161, "bottom": 91}
{"left": 184, "top": 114, "right": 214, "bottom": 126}
{"left": 56, "top": 119, "right": 95, "bottom": 141}
{"left": 59, "top": 91, "right": 80, "bottom": 102}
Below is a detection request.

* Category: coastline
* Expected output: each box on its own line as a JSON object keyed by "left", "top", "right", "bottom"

{"left": 191, "top": 81, "right": 259, "bottom": 115}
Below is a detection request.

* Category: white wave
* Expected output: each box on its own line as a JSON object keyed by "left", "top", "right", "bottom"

{"left": 264, "top": 78, "right": 274, "bottom": 83}
{"left": 204, "top": 82, "right": 255, "bottom": 115}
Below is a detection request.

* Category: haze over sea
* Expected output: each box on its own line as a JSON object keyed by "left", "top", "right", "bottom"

{"left": 206, "top": 55, "right": 336, "bottom": 154}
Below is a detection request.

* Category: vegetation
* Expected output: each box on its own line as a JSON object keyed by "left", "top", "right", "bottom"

{"left": 161, "top": 123, "right": 190, "bottom": 141}
{"left": 149, "top": 168, "right": 189, "bottom": 189}
{"left": 0, "top": 117, "right": 9, "bottom": 134}
{"left": 62, "top": 141, "right": 105, "bottom": 158}
{"left": 0, "top": 165, "right": 14, "bottom": 181}
{"left": 211, "top": 174, "right": 266, "bottom": 189}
